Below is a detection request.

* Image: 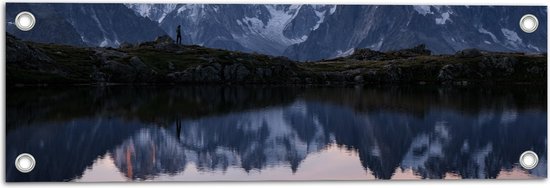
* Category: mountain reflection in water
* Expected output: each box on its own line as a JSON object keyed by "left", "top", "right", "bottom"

{"left": 6, "top": 85, "right": 547, "bottom": 181}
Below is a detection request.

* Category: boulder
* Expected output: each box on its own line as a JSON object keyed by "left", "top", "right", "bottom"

{"left": 383, "top": 64, "right": 402, "bottom": 81}
{"left": 455, "top": 48, "right": 482, "bottom": 58}
{"left": 195, "top": 64, "right": 221, "bottom": 82}
{"left": 438, "top": 64, "right": 462, "bottom": 81}
{"left": 354, "top": 75, "right": 364, "bottom": 83}
{"left": 408, "top": 44, "right": 432, "bottom": 55}
{"left": 392, "top": 44, "right": 431, "bottom": 57}
{"left": 129, "top": 56, "right": 146, "bottom": 70}
{"left": 224, "top": 63, "right": 250, "bottom": 82}
{"left": 351, "top": 48, "right": 386, "bottom": 60}
{"left": 479, "top": 56, "right": 517, "bottom": 75}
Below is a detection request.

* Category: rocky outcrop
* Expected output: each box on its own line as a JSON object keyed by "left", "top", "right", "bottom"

{"left": 478, "top": 56, "right": 517, "bottom": 75}
{"left": 166, "top": 62, "right": 303, "bottom": 84}
{"left": 351, "top": 48, "right": 386, "bottom": 60}
{"left": 438, "top": 64, "right": 463, "bottom": 82}
{"left": 389, "top": 44, "right": 432, "bottom": 57}
{"left": 455, "top": 48, "right": 483, "bottom": 58}
{"left": 91, "top": 48, "right": 157, "bottom": 82}
{"left": 6, "top": 34, "right": 54, "bottom": 68}
{"left": 167, "top": 63, "right": 223, "bottom": 83}
{"left": 224, "top": 63, "right": 250, "bottom": 82}
{"left": 6, "top": 34, "right": 547, "bottom": 85}
{"left": 350, "top": 44, "right": 431, "bottom": 61}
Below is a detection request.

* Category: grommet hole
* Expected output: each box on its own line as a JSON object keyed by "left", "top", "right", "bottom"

{"left": 15, "top": 11, "right": 36, "bottom": 31}
{"left": 519, "top": 151, "right": 539, "bottom": 170}
{"left": 520, "top": 14, "right": 538, "bottom": 33}
{"left": 15, "top": 153, "right": 36, "bottom": 173}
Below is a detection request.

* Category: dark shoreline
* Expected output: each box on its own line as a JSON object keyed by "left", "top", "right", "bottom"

{"left": 8, "top": 81, "right": 547, "bottom": 89}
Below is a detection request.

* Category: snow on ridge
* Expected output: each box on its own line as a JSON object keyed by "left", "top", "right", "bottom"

{"left": 435, "top": 12, "right": 452, "bottom": 25}
{"left": 176, "top": 5, "right": 206, "bottom": 23}
{"left": 99, "top": 38, "right": 109, "bottom": 47}
{"left": 313, "top": 9, "right": 327, "bottom": 30}
{"left": 501, "top": 28, "right": 523, "bottom": 48}
{"left": 329, "top": 5, "right": 337, "bottom": 14}
{"left": 288, "top": 4, "right": 302, "bottom": 10}
{"left": 176, "top": 5, "right": 188, "bottom": 14}
{"left": 157, "top": 4, "right": 178, "bottom": 22}
{"left": 236, "top": 5, "right": 309, "bottom": 46}
{"left": 367, "top": 38, "right": 384, "bottom": 51}
{"left": 501, "top": 28, "right": 522, "bottom": 42}
{"left": 478, "top": 26, "right": 499, "bottom": 43}
{"left": 528, "top": 44, "right": 541, "bottom": 52}
{"left": 335, "top": 48, "right": 355, "bottom": 58}
{"left": 125, "top": 4, "right": 177, "bottom": 23}
{"left": 413, "top": 5, "right": 432, "bottom": 16}
{"left": 125, "top": 4, "right": 151, "bottom": 18}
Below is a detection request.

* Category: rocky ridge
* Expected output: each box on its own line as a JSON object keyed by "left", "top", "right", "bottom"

{"left": 7, "top": 34, "right": 546, "bottom": 85}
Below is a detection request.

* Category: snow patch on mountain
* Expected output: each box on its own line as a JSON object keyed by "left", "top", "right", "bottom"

{"left": 335, "top": 48, "right": 355, "bottom": 58}
{"left": 478, "top": 26, "right": 499, "bottom": 43}
{"left": 176, "top": 5, "right": 205, "bottom": 23}
{"left": 99, "top": 38, "right": 120, "bottom": 47}
{"left": 501, "top": 28, "right": 523, "bottom": 48}
{"left": 329, "top": 5, "right": 337, "bottom": 14}
{"left": 234, "top": 5, "right": 309, "bottom": 47}
{"left": 313, "top": 9, "right": 327, "bottom": 30}
{"left": 435, "top": 12, "right": 452, "bottom": 25}
{"left": 125, "top": 4, "right": 177, "bottom": 23}
{"left": 367, "top": 38, "right": 385, "bottom": 51}
{"left": 528, "top": 44, "right": 541, "bottom": 52}
{"left": 413, "top": 5, "right": 432, "bottom": 15}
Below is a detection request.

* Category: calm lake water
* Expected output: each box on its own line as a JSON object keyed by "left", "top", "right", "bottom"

{"left": 6, "top": 85, "right": 547, "bottom": 181}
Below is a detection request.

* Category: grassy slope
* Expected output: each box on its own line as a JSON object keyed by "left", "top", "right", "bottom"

{"left": 7, "top": 39, "right": 547, "bottom": 85}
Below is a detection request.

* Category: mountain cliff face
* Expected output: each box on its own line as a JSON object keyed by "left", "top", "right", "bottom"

{"left": 6, "top": 3, "right": 167, "bottom": 47}
{"left": 126, "top": 4, "right": 335, "bottom": 56}
{"left": 284, "top": 5, "right": 548, "bottom": 61}
{"left": 127, "top": 4, "right": 547, "bottom": 61}
{"left": 6, "top": 4, "right": 547, "bottom": 61}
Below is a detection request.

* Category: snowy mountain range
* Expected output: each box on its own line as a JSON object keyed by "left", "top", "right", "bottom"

{"left": 285, "top": 5, "right": 548, "bottom": 60}
{"left": 125, "top": 4, "right": 335, "bottom": 56}
{"left": 5, "top": 3, "right": 547, "bottom": 61}
{"left": 6, "top": 3, "right": 166, "bottom": 47}
{"left": 125, "top": 4, "right": 547, "bottom": 60}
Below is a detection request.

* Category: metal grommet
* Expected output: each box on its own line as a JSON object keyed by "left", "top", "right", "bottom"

{"left": 15, "top": 11, "right": 36, "bottom": 31}
{"left": 15, "top": 153, "right": 36, "bottom": 173}
{"left": 519, "top": 151, "right": 538, "bottom": 170}
{"left": 519, "top": 14, "right": 538, "bottom": 33}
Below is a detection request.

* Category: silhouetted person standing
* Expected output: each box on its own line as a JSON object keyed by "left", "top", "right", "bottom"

{"left": 176, "top": 25, "right": 182, "bottom": 45}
